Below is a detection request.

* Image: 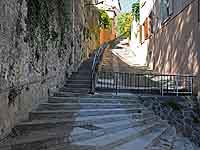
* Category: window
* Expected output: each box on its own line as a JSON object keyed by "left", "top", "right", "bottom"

{"left": 160, "top": 0, "right": 173, "bottom": 22}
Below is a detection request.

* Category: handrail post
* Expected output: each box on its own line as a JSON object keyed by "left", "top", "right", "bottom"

{"left": 191, "top": 76, "right": 193, "bottom": 96}
{"left": 161, "top": 75, "right": 163, "bottom": 96}
{"left": 115, "top": 72, "right": 118, "bottom": 95}
{"left": 89, "top": 72, "right": 94, "bottom": 94}
{"left": 176, "top": 75, "right": 179, "bottom": 96}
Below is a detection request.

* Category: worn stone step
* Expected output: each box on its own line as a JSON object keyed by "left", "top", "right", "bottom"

{"left": 30, "top": 109, "right": 154, "bottom": 121}
{"left": 107, "top": 125, "right": 168, "bottom": 150}
{"left": 59, "top": 87, "right": 90, "bottom": 93}
{"left": 53, "top": 91, "right": 88, "bottom": 97}
{"left": 48, "top": 123, "right": 166, "bottom": 150}
{"left": 66, "top": 79, "right": 91, "bottom": 84}
{"left": 72, "top": 71, "right": 90, "bottom": 75}
{"left": 0, "top": 117, "right": 159, "bottom": 150}
{"left": 48, "top": 96, "right": 138, "bottom": 104}
{"left": 64, "top": 83, "right": 90, "bottom": 88}
{"left": 74, "top": 122, "right": 167, "bottom": 149}
{"left": 78, "top": 65, "right": 92, "bottom": 70}
{"left": 71, "top": 75, "right": 91, "bottom": 79}
{"left": 84, "top": 94, "right": 138, "bottom": 99}
{"left": 30, "top": 108, "right": 148, "bottom": 121}
{"left": 17, "top": 111, "right": 155, "bottom": 133}
{"left": 70, "top": 75, "right": 91, "bottom": 80}
{"left": 37, "top": 102, "right": 142, "bottom": 111}
{"left": 49, "top": 144, "right": 95, "bottom": 150}
{"left": 145, "top": 126, "right": 176, "bottom": 150}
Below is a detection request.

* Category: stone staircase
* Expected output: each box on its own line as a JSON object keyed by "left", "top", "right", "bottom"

{"left": 0, "top": 58, "right": 199, "bottom": 150}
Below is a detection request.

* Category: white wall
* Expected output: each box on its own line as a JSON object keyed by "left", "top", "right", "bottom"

{"left": 140, "top": 0, "right": 155, "bottom": 25}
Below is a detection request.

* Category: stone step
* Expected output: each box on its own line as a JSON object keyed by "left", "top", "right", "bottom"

{"left": 16, "top": 112, "right": 155, "bottom": 133}
{"left": 66, "top": 79, "right": 91, "bottom": 84}
{"left": 71, "top": 117, "right": 161, "bottom": 144}
{"left": 64, "top": 83, "right": 90, "bottom": 88}
{"left": 49, "top": 144, "right": 95, "bottom": 150}
{"left": 70, "top": 75, "right": 90, "bottom": 79}
{"left": 72, "top": 71, "right": 90, "bottom": 75}
{"left": 78, "top": 65, "right": 92, "bottom": 69}
{"left": 48, "top": 123, "right": 166, "bottom": 150}
{"left": 145, "top": 126, "right": 176, "bottom": 150}
{"left": 48, "top": 96, "right": 138, "bottom": 104}
{"left": 74, "top": 122, "right": 167, "bottom": 149}
{"left": 59, "top": 87, "right": 90, "bottom": 93}
{"left": 70, "top": 75, "right": 91, "bottom": 80}
{"left": 84, "top": 94, "right": 138, "bottom": 99}
{"left": 30, "top": 108, "right": 148, "bottom": 121}
{"left": 30, "top": 109, "right": 154, "bottom": 121}
{"left": 37, "top": 102, "right": 142, "bottom": 111}
{"left": 106, "top": 125, "right": 168, "bottom": 150}
{"left": 0, "top": 117, "right": 159, "bottom": 150}
{"left": 53, "top": 91, "right": 88, "bottom": 97}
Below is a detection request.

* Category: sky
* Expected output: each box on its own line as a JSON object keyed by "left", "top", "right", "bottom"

{"left": 119, "top": 0, "right": 138, "bottom": 12}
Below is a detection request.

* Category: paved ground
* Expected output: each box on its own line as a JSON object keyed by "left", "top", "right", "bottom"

{"left": 101, "top": 39, "right": 152, "bottom": 73}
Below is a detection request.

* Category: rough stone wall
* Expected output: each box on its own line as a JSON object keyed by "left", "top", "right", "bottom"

{"left": 140, "top": 96, "right": 200, "bottom": 146}
{"left": 0, "top": 0, "right": 99, "bottom": 139}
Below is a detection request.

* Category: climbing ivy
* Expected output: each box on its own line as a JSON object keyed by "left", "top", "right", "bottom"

{"left": 99, "top": 9, "right": 112, "bottom": 29}
{"left": 26, "top": 0, "right": 50, "bottom": 49}
{"left": 25, "top": 0, "right": 73, "bottom": 75}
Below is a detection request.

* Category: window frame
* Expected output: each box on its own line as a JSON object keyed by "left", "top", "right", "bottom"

{"left": 160, "top": 0, "right": 173, "bottom": 24}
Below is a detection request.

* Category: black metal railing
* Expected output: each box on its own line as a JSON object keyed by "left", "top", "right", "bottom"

{"left": 95, "top": 72, "right": 194, "bottom": 96}
{"left": 89, "top": 43, "right": 109, "bottom": 94}
{"left": 89, "top": 36, "right": 124, "bottom": 94}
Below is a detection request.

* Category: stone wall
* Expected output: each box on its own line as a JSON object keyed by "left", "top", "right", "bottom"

{"left": 140, "top": 96, "right": 200, "bottom": 146}
{"left": 0, "top": 0, "right": 99, "bottom": 139}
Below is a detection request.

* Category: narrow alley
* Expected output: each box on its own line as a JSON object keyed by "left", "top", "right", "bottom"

{"left": 0, "top": 0, "right": 200, "bottom": 150}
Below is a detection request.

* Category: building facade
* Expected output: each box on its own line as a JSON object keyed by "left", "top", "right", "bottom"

{"left": 139, "top": 0, "right": 200, "bottom": 93}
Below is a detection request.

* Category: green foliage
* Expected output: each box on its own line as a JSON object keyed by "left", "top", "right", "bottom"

{"left": 132, "top": 1, "right": 140, "bottom": 22}
{"left": 99, "top": 9, "right": 112, "bottom": 29}
{"left": 116, "top": 13, "right": 133, "bottom": 38}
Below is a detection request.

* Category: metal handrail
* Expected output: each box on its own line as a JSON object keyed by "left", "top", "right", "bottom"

{"left": 89, "top": 35, "right": 130, "bottom": 94}
{"left": 95, "top": 71, "right": 196, "bottom": 96}
{"left": 89, "top": 42, "right": 109, "bottom": 94}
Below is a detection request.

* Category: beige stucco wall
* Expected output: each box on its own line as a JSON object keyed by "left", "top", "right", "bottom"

{"left": 147, "top": 0, "right": 200, "bottom": 94}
